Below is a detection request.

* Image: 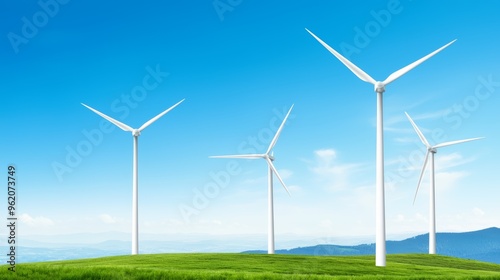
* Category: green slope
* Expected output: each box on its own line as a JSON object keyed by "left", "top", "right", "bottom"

{"left": 2, "top": 254, "right": 500, "bottom": 279}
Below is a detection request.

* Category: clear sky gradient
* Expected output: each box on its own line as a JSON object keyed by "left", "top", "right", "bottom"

{"left": 1, "top": 1, "right": 500, "bottom": 245}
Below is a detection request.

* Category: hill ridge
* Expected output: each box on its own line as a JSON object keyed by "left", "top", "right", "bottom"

{"left": 244, "top": 227, "right": 500, "bottom": 264}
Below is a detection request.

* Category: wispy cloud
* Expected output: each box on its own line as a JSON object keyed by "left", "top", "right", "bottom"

{"left": 278, "top": 169, "right": 293, "bottom": 180}
{"left": 241, "top": 168, "right": 293, "bottom": 186}
{"left": 408, "top": 157, "right": 470, "bottom": 196}
{"left": 19, "top": 213, "right": 55, "bottom": 227}
{"left": 435, "top": 152, "right": 475, "bottom": 171}
{"left": 389, "top": 150, "right": 475, "bottom": 177}
{"left": 287, "top": 184, "right": 302, "bottom": 193}
{"left": 385, "top": 109, "right": 450, "bottom": 133}
{"left": 309, "top": 149, "right": 366, "bottom": 191}
{"left": 435, "top": 171, "right": 468, "bottom": 193}
{"left": 472, "top": 207, "right": 485, "bottom": 217}
{"left": 390, "top": 212, "right": 428, "bottom": 233}
{"left": 99, "top": 214, "right": 118, "bottom": 224}
{"left": 434, "top": 207, "right": 499, "bottom": 233}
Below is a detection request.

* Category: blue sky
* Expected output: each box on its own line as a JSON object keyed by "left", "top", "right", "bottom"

{"left": 2, "top": 0, "right": 500, "bottom": 246}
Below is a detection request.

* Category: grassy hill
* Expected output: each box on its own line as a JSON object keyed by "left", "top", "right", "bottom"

{"left": 244, "top": 228, "right": 500, "bottom": 264}
{"left": 2, "top": 253, "right": 500, "bottom": 279}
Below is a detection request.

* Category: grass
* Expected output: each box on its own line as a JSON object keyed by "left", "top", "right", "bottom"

{"left": 1, "top": 253, "right": 500, "bottom": 279}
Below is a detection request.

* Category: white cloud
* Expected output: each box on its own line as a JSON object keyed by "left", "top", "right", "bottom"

{"left": 433, "top": 207, "right": 500, "bottom": 233}
{"left": 99, "top": 214, "right": 117, "bottom": 224}
{"left": 199, "top": 219, "right": 223, "bottom": 225}
{"left": 409, "top": 110, "right": 449, "bottom": 122}
{"left": 435, "top": 152, "right": 474, "bottom": 171}
{"left": 278, "top": 168, "right": 293, "bottom": 180}
{"left": 387, "top": 212, "right": 429, "bottom": 234}
{"left": 386, "top": 151, "right": 474, "bottom": 195}
{"left": 473, "top": 207, "right": 485, "bottom": 217}
{"left": 396, "top": 214, "right": 405, "bottom": 222}
{"left": 287, "top": 184, "right": 302, "bottom": 193}
{"left": 315, "top": 149, "right": 336, "bottom": 159}
{"left": 384, "top": 109, "right": 447, "bottom": 133}
{"left": 240, "top": 168, "right": 293, "bottom": 187}
{"left": 435, "top": 171, "right": 467, "bottom": 193}
{"left": 319, "top": 219, "right": 334, "bottom": 230}
{"left": 393, "top": 136, "right": 422, "bottom": 144}
{"left": 310, "top": 149, "right": 365, "bottom": 191}
{"left": 19, "top": 213, "right": 55, "bottom": 227}
{"left": 415, "top": 213, "right": 427, "bottom": 223}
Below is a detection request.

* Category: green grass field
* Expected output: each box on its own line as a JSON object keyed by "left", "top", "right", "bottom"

{"left": 1, "top": 253, "right": 500, "bottom": 279}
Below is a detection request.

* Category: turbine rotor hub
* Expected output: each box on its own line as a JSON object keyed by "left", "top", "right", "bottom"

{"left": 374, "top": 81, "right": 386, "bottom": 93}
{"left": 429, "top": 147, "right": 437, "bottom": 153}
{"left": 132, "top": 129, "right": 141, "bottom": 137}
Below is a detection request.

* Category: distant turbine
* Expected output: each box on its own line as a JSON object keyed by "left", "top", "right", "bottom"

{"left": 210, "top": 105, "right": 294, "bottom": 254}
{"left": 405, "top": 112, "right": 483, "bottom": 254}
{"left": 81, "top": 99, "right": 184, "bottom": 255}
{"left": 306, "top": 28, "right": 455, "bottom": 266}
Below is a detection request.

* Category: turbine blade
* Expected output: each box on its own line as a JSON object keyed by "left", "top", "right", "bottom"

{"left": 413, "top": 150, "right": 430, "bottom": 205}
{"left": 210, "top": 154, "right": 265, "bottom": 159}
{"left": 405, "top": 112, "right": 431, "bottom": 148}
{"left": 138, "top": 99, "right": 185, "bottom": 132}
{"left": 433, "top": 137, "right": 484, "bottom": 149}
{"left": 81, "top": 103, "right": 134, "bottom": 132}
{"left": 265, "top": 158, "right": 291, "bottom": 196}
{"left": 305, "top": 28, "right": 376, "bottom": 85}
{"left": 266, "top": 105, "right": 294, "bottom": 155}
{"left": 383, "top": 39, "right": 456, "bottom": 85}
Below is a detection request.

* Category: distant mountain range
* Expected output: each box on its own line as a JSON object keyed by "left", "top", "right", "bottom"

{"left": 244, "top": 227, "right": 500, "bottom": 264}
{"left": 3, "top": 227, "right": 499, "bottom": 264}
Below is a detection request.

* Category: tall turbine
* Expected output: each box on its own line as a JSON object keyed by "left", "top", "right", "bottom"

{"left": 305, "top": 28, "right": 455, "bottom": 266}
{"left": 81, "top": 99, "right": 184, "bottom": 255}
{"left": 405, "top": 112, "right": 483, "bottom": 254}
{"left": 210, "top": 105, "right": 294, "bottom": 254}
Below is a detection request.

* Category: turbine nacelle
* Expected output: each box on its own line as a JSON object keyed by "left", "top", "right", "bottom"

{"left": 266, "top": 153, "right": 275, "bottom": 162}
{"left": 429, "top": 147, "right": 437, "bottom": 153}
{"left": 132, "top": 129, "right": 141, "bottom": 137}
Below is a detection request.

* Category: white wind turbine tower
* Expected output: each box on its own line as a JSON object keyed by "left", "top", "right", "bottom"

{"left": 210, "top": 105, "right": 294, "bottom": 254}
{"left": 306, "top": 28, "right": 455, "bottom": 266}
{"left": 81, "top": 99, "right": 184, "bottom": 255}
{"left": 405, "top": 112, "right": 483, "bottom": 255}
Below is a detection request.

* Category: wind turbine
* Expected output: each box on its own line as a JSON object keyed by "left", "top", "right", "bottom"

{"left": 81, "top": 99, "right": 184, "bottom": 255}
{"left": 405, "top": 112, "right": 483, "bottom": 255}
{"left": 210, "top": 105, "right": 294, "bottom": 254}
{"left": 305, "top": 28, "right": 455, "bottom": 266}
